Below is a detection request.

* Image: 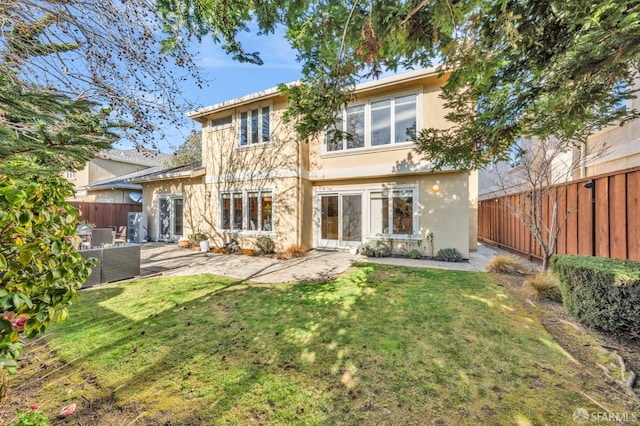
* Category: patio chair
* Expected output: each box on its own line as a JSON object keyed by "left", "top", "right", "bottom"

{"left": 114, "top": 226, "right": 127, "bottom": 245}
{"left": 91, "top": 228, "right": 115, "bottom": 248}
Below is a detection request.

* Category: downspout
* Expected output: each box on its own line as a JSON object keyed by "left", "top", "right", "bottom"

{"left": 297, "top": 137, "right": 302, "bottom": 246}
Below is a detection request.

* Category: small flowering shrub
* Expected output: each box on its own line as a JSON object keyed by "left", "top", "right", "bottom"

{"left": 10, "top": 405, "right": 49, "bottom": 426}
{"left": 0, "top": 163, "right": 91, "bottom": 377}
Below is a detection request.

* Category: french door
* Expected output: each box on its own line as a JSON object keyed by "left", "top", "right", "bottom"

{"left": 158, "top": 196, "right": 184, "bottom": 241}
{"left": 319, "top": 193, "right": 362, "bottom": 248}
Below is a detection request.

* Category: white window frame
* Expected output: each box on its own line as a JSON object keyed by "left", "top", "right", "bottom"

{"left": 219, "top": 189, "right": 275, "bottom": 234}
{"left": 209, "top": 113, "right": 234, "bottom": 130}
{"left": 366, "top": 186, "right": 419, "bottom": 238}
{"left": 325, "top": 91, "right": 420, "bottom": 153}
{"left": 314, "top": 185, "right": 419, "bottom": 248}
{"left": 64, "top": 171, "right": 76, "bottom": 180}
{"left": 238, "top": 102, "right": 272, "bottom": 147}
{"left": 157, "top": 194, "right": 185, "bottom": 241}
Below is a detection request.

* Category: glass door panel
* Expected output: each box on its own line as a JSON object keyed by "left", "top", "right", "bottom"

{"left": 321, "top": 195, "right": 339, "bottom": 241}
{"left": 159, "top": 198, "right": 171, "bottom": 240}
{"left": 173, "top": 198, "right": 184, "bottom": 237}
{"left": 341, "top": 195, "right": 362, "bottom": 244}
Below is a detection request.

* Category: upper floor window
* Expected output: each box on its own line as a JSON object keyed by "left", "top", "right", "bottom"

{"left": 64, "top": 171, "right": 76, "bottom": 181}
{"left": 210, "top": 114, "right": 233, "bottom": 130}
{"left": 327, "top": 93, "right": 417, "bottom": 152}
{"left": 239, "top": 105, "right": 270, "bottom": 146}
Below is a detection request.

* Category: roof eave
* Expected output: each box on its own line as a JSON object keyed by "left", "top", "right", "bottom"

{"left": 128, "top": 167, "right": 206, "bottom": 184}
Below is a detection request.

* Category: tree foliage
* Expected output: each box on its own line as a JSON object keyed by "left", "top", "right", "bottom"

{"left": 0, "top": 162, "right": 91, "bottom": 375}
{"left": 165, "top": 130, "right": 202, "bottom": 168}
{"left": 0, "top": 74, "right": 118, "bottom": 174}
{"left": 159, "top": 0, "right": 640, "bottom": 169}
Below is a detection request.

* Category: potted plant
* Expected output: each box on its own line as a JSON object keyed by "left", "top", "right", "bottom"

{"left": 188, "top": 232, "right": 209, "bottom": 252}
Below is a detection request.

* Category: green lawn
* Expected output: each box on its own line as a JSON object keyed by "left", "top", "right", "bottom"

{"left": 39, "top": 263, "right": 617, "bottom": 424}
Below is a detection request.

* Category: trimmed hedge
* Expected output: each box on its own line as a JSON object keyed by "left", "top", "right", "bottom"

{"left": 550, "top": 255, "right": 640, "bottom": 335}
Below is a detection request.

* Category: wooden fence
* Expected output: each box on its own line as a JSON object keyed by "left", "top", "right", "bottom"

{"left": 478, "top": 167, "right": 640, "bottom": 262}
{"left": 68, "top": 202, "right": 142, "bottom": 229}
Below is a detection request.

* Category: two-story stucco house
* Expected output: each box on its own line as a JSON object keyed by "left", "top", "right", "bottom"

{"left": 133, "top": 68, "right": 478, "bottom": 257}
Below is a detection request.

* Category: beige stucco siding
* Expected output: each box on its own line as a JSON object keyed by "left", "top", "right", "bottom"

{"left": 141, "top": 177, "right": 205, "bottom": 241}
{"left": 201, "top": 95, "right": 300, "bottom": 180}
{"left": 200, "top": 176, "right": 301, "bottom": 251}
{"left": 311, "top": 171, "right": 471, "bottom": 258}
{"left": 308, "top": 73, "right": 450, "bottom": 175}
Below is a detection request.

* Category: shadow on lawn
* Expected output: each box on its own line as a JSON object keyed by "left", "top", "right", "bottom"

{"left": 48, "top": 264, "right": 379, "bottom": 424}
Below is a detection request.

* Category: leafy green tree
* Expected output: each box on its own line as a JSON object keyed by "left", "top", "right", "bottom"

{"left": 0, "top": 74, "right": 118, "bottom": 174}
{"left": 159, "top": 0, "right": 640, "bottom": 169}
{"left": 165, "top": 131, "right": 202, "bottom": 168}
{"left": 0, "top": 161, "right": 91, "bottom": 376}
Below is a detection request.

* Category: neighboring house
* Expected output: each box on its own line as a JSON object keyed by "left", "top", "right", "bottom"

{"left": 132, "top": 69, "right": 479, "bottom": 257}
{"left": 479, "top": 81, "right": 640, "bottom": 200}
{"left": 65, "top": 148, "right": 171, "bottom": 203}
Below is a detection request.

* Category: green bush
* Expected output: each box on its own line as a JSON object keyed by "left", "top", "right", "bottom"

{"left": 409, "top": 249, "right": 422, "bottom": 259}
{"left": 255, "top": 236, "right": 275, "bottom": 254}
{"left": 0, "top": 163, "right": 92, "bottom": 375}
{"left": 357, "top": 240, "right": 391, "bottom": 257}
{"left": 188, "top": 232, "right": 208, "bottom": 243}
{"left": 550, "top": 255, "right": 640, "bottom": 335}
{"left": 436, "top": 248, "right": 464, "bottom": 262}
{"left": 11, "top": 408, "right": 49, "bottom": 426}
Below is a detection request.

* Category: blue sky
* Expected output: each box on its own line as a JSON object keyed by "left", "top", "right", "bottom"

{"left": 116, "top": 27, "right": 303, "bottom": 153}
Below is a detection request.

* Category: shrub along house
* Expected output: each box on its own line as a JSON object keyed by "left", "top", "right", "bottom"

{"left": 133, "top": 68, "right": 478, "bottom": 257}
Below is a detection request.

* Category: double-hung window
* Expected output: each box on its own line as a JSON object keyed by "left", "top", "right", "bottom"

{"left": 369, "top": 189, "right": 415, "bottom": 236}
{"left": 239, "top": 105, "right": 270, "bottom": 146}
{"left": 221, "top": 190, "right": 273, "bottom": 232}
{"left": 326, "top": 93, "right": 417, "bottom": 152}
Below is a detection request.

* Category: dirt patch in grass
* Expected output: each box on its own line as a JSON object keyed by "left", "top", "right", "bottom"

{"left": 495, "top": 273, "right": 640, "bottom": 409}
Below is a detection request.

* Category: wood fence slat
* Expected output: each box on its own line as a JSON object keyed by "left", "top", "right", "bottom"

{"left": 595, "top": 177, "right": 610, "bottom": 257}
{"left": 577, "top": 184, "right": 593, "bottom": 256}
{"left": 565, "top": 183, "right": 578, "bottom": 255}
{"left": 557, "top": 187, "right": 567, "bottom": 255}
{"left": 609, "top": 173, "right": 627, "bottom": 260}
{"left": 627, "top": 171, "right": 640, "bottom": 261}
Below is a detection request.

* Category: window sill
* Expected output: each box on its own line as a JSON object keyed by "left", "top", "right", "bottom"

{"left": 220, "top": 230, "right": 275, "bottom": 236}
{"left": 321, "top": 141, "right": 415, "bottom": 158}
{"left": 367, "top": 234, "right": 422, "bottom": 241}
{"left": 237, "top": 142, "right": 272, "bottom": 151}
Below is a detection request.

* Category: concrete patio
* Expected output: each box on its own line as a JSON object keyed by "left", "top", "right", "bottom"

{"left": 138, "top": 242, "right": 499, "bottom": 284}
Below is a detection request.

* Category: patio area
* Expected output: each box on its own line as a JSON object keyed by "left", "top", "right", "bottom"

{"left": 137, "top": 242, "right": 499, "bottom": 284}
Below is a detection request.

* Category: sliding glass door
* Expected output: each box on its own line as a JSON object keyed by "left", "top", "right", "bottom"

{"left": 319, "top": 194, "right": 362, "bottom": 248}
